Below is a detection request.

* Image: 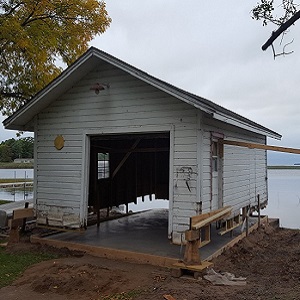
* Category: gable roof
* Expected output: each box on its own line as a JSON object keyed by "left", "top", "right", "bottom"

{"left": 3, "top": 47, "right": 281, "bottom": 140}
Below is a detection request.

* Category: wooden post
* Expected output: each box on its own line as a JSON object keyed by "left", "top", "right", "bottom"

{"left": 257, "top": 194, "right": 261, "bottom": 227}
{"left": 21, "top": 202, "right": 29, "bottom": 232}
{"left": 246, "top": 205, "right": 249, "bottom": 237}
{"left": 96, "top": 203, "right": 100, "bottom": 227}
{"left": 183, "top": 229, "right": 201, "bottom": 265}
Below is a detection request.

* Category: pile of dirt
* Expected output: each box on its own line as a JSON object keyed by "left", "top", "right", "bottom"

{"left": 1, "top": 224, "right": 300, "bottom": 300}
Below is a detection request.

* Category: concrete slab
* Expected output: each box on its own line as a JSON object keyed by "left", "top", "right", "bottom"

{"left": 31, "top": 208, "right": 269, "bottom": 267}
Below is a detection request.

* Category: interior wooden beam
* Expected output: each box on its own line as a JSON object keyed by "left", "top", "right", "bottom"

{"left": 221, "top": 140, "right": 300, "bottom": 155}
{"left": 92, "top": 146, "right": 169, "bottom": 153}
{"left": 112, "top": 139, "right": 141, "bottom": 179}
{"left": 91, "top": 133, "right": 169, "bottom": 141}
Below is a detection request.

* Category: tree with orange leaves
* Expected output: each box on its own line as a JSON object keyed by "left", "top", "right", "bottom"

{"left": 0, "top": 0, "right": 111, "bottom": 115}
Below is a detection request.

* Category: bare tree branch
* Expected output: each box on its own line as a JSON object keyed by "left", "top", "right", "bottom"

{"left": 262, "top": 9, "right": 300, "bottom": 50}
{"left": 271, "top": 40, "right": 294, "bottom": 58}
{"left": 3, "top": 1, "right": 24, "bottom": 17}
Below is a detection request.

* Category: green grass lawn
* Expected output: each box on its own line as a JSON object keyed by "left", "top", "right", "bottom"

{"left": 0, "top": 162, "right": 33, "bottom": 169}
{"left": 0, "top": 179, "right": 33, "bottom": 184}
{"left": 0, "top": 200, "right": 12, "bottom": 205}
{"left": 0, "top": 247, "right": 58, "bottom": 288}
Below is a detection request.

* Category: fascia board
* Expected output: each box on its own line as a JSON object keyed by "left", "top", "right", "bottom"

{"left": 213, "top": 112, "right": 282, "bottom": 140}
{"left": 3, "top": 51, "right": 98, "bottom": 130}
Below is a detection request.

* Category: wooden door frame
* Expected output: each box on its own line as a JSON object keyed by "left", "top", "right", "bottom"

{"left": 81, "top": 126, "right": 174, "bottom": 235}
{"left": 210, "top": 132, "right": 224, "bottom": 210}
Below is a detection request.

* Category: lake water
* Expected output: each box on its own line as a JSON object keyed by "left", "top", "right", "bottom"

{"left": 263, "top": 169, "right": 300, "bottom": 229}
{"left": 0, "top": 168, "right": 299, "bottom": 229}
{"left": 0, "top": 169, "right": 34, "bottom": 201}
{"left": 0, "top": 169, "right": 33, "bottom": 179}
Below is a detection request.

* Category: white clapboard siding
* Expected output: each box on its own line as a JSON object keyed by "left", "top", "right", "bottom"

{"left": 37, "top": 199, "right": 81, "bottom": 208}
{"left": 34, "top": 58, "right": 269, "bottom": 238}
{"left": 223, "top": 144, "right": 267, "bottom": 211}
{"left": 36, "top": 60, "right": 198, "bottom": 233}
{"left": 38, "top": 176, "right": 81, "bottom": 184}
{"left": 201, "top": 116, "right": 267, "bottom": 216}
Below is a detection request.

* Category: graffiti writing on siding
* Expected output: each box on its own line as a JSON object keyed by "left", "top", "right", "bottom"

{"left": 175, "top": 167, "right": 197, "bottom": 192}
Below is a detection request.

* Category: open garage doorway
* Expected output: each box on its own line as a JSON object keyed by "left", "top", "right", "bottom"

{"left": 88, "top": 132, "right": 170, "bottom": 226}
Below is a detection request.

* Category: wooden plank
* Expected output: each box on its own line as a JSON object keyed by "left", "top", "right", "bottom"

{"left": 221, "top": 140, "right": 300, "bottom": 155}
{"left": 191, "top": 206, "right": 232, "bottom": 230}
{"left": 219, "top": 221, "right": 241, "bottom": 236}
{"left": 191, "top": 206, "right": 230, "bottom": 225}
{"left": 13, "top": 208, "right": 34, "bottom": 220}
{"left": 199, "top": 239, "right": 210, "bottom": 248}
{"left": 91, "top": 147, "right": 169, "bottom": 153}
{"left": 112, "top": 138, "right": 141, "bottom": 179}
{"left": 163, "top": 295, "right": 176, "bottom": 300}
{"left": 173, "top": 261, "right": 213, "bottom": 272}
{"left": 201, "top": 225, "right": 210, "bottom": 245}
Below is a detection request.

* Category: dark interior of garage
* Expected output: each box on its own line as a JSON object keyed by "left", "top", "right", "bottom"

{"left": 88, "top": 133, "right": 170, "bottom": 213}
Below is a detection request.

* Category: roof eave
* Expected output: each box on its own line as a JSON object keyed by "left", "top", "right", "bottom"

{"left": 213, "top": 112, "right": 282, "bottom": 140}
{"left": 3, "top": 47, "right": 281, "bottom": 140}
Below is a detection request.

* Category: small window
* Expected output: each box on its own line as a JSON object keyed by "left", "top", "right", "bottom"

{"left": 98, "top": 153, "right": 109, "bottom": 179}
{"left": 212, "top": 141, "right": 218, "bottom": 172}
{"left": 212, "top": 141, "right": 218, "bottom": 156}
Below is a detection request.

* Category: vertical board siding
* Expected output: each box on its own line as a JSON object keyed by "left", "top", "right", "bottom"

{"left": 36, "top": 61, "right": 198, "bottom": 238}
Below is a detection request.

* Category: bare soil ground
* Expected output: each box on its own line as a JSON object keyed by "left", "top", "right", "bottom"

{"left": 1, "top": 224, "right": 300, "bottom": 300}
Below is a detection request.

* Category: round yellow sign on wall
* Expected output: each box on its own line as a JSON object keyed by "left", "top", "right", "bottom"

{"left": 54, "top": 135, "right": 64, "bottom": 150}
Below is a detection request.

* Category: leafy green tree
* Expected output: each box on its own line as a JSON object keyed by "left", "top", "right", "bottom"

{"left": 0, "top": 144, "right": 13, "bottom": 162}
{"left": 0, "top": 137, "right": 34, "bottom": 162}
{"left": 0, "top": 0, "right": 111, "bottom": 115}
{"left": 19, "top": 137, "right": 34, "bottom": 158}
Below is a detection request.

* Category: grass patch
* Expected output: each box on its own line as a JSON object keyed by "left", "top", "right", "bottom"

{"left": 0, "top": 179, "right": 33, "bottom": 184}
{"left": 100, "top": 290, "right": 143, "bottom": 300}
{"left": 0, "top": 162, "right": 33, "bottom": 169}
{"left": 0, "top": 247, "right": 58, "bottom": 288}
{"left": 0, "top": 238, "right": 8, "bottom": 244}
{"left": 0, "top": 200, "right": 12, "bottom": 205}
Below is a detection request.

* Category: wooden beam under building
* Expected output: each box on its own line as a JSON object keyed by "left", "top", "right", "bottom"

{"left": 221, "top": 140, "right": 300, "bottom": 155}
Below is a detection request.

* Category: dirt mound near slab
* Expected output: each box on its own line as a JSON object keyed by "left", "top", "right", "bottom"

{"left": 1, "top": 225, "right": 300, "bottom": 300}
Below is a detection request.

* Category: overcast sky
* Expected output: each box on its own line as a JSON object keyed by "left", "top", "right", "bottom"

{"left": 1, "top": 1, "right": 300, "bottom": 163}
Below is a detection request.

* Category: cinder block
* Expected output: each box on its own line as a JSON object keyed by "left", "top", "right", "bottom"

{"left": 0, "top": 210, "right": 7, "bottom": 228}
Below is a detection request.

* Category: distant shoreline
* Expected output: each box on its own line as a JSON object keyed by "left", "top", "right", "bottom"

{"left": 267, "top": 165, "right": 300, "bottom": 170}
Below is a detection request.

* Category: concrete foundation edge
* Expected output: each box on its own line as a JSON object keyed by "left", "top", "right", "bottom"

{"left": 30, "top": 235, "right": 179, "bottom": 267}
{"left": 30, "top": 215, "right": 275, "bottom": 267}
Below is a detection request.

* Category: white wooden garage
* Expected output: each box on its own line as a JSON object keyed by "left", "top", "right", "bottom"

{"left": 3, "top": 47, "right": 281, "bottom": 244}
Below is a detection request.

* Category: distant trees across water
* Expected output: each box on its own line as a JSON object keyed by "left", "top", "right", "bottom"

{"left": 0, "top": 137, "right": 34, "bottom": 162}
